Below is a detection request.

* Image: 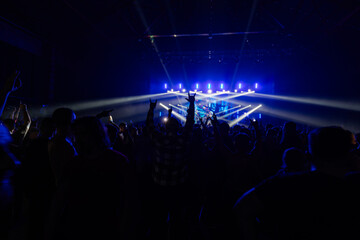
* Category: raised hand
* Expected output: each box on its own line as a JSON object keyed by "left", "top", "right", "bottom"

{"left": 149, "top": 99, "right": 157, "bottom": 109}
{"left": 248, "top": 117, "right": 259, "bottom": 129}
{"left": 4, "top": 71, "right": 22, "bottom": 93}
{"left": 210, "top": 113, "right": 218, "bottom": 125}
{"left": 185, "top": 92, "right": 196, "bottom": 103}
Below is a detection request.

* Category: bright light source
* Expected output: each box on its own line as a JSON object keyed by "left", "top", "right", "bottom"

{"left": 182, "top": 89, "right": 186, "bottom": 92}
{"left": 179, "top": 84, "right": 182, "bottom": 89}
{"left": 259, "top": 113, "right": 261, "bottom": 119}
{"left": 208, "top": 83, "right": 211, "bottom": 89}
{"left": 255, "top": 83, "right": 258, "bottom": 89}
{"left": 229, "top": 104, "right": 262, "bottom": 127}
{"left": 248, "top": 89, "right": 251, "bottom": 92}
{"left": 194, "top": 89, "right": 197, "bottom": 92}
{"left": 218, "top": 105, "right": 251, "bottom": 119}
{"left": 164, "top": 83, "right": 167, "bottom": 89}
{"left": 238, "top": 83, "right": 242, "bottom": 89}
{"left": 159, "top": 103, "right": 186, "bottom": 122}
{"left": 164, "top": 117, "right": 168, "bottom": 122}
{"left": 234, "top": 89, "right": 237, "bottom": 93}
{"left": 171, "top": 89, "right": 173, "bottom": 92}
{"left": 220, "top": 83, "right": 224, "bottom": 89}
{"left": 196, "top": 83, "right": 199, "bottom": 89}
{"left": 207, "top": 89, "right": 212, "bottom": 94}
{"left": 222, "top": 89, "right": 225, "bottom": 92}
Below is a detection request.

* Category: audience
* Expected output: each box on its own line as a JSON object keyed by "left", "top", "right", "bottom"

{"left": 1, "top": 71, "right": 360, "bottom": 240}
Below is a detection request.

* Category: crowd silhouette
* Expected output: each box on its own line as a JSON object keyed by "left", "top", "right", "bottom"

{"left": 1, "top": 71, "right": 360, "bottom": 240}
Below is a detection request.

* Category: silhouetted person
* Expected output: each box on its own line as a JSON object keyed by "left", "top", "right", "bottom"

{"left": 233, "top": 126, "right": 358, "bottom": 240}
{"left": 48, "top": 108, "right": 76, "bottom": 186}
{"left": 276, "top": 147, "right": 308, "bottom": 175}
{"left": 0, "top": 123, "right": 19, "bottom": 239}
{"left": 48, "top": 117, "right": 136, "bottom": 240}
{"left": 23, "top": 117, "right": 56, "bottom": 240}
{"left": 280, "top": 121, "right": 304, "bottom": 153}
{"left": 145, "top": 93, "right": 195, "bottom": 240}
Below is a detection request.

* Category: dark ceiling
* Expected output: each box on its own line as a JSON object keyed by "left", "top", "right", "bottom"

{"left": 1, "top": 0, "right": 360, "bottom": 102}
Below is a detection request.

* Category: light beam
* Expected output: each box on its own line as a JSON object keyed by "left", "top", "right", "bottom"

{"left": 229, "top": 104, "right": 262, "bottom": 127}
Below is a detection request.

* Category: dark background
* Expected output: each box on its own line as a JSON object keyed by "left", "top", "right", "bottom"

{"left": 0, "top": 0, "right": 359, "bottom": 130}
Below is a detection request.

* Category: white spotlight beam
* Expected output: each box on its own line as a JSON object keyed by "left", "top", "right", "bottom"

{"left": 159, "top": 103, "right": 186, "bottom": 122}
{"left": 217, "top": 105, "right": 242, "bottom": 115}
{"left": 218, "top": 105, "right": 252, "bottom": 119}
{"left": 250, "top": 93, "right": 360, "bottom": 112}
{"left": 229, "top": 105, "right": 262, "bottom": 127}
{"left": 221, "top": 91, "right": 255, "bottom": 100}
{"left": 169, "top": 104, "right": 206, "bottom": 116}
{"left": 257, "top": 105, "right": 341, "bottom": 128}
{"left": 168, "top": 104, "right": 187, "bottom": 112}
{"left": 67, "top": 92, "right": 173, "bottom": 111}
{"left": 177, "top": 104, "right": 188, "bottom": 110}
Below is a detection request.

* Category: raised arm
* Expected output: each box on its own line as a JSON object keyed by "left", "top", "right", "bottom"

{"left": 0, "top": 71, "right": 21, "bottom": 117}
{"left": 145, "top": 99, "right": 157, "bottom": 135}
{"left": 167, "top": 107, "right": 172, "bottom": 119}
{"left": 249, "top": 119, "right": 263, "bottom": 158}
{"left": 184, "top": 92, "right": 195, "bottom": 132}
{"left": 19, "top": 103, "right": 31, "bottom": 127}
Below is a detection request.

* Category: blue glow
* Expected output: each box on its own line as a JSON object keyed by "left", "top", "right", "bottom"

{"left": 159, "top": 112, "right": 162, "bottom": 117}
{"left": 238, "top": 83, "right": 242, "bottom": 89}
{"left": 208, "top": 83, "right": 211, "bottom": 89}
{"left": 179, "top": 83, "right": 182, "bottom": 89}
{"left": 164, "top": 83, "right": 167, "bottom": 89}
{"left": 255, "top": 83, "right": 258, "bottom": 89}
{"left": 220, "top": 83, "right": 224, "bottom": 89}
{"left": 196, "top": 83, "right": 199, "bottom": 89}
{"left": 259, "top": 113, "right": 261, "bottom": 119}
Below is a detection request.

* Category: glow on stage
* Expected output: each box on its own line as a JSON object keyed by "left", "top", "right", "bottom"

{"left": 229, "top": 105, "right": 262, "bottom": 127}
{"left": 159, "top": 103, "right": 186, "bottom": 122}
{"left": 218, "top": 105, "right": 252, "bottom": 120}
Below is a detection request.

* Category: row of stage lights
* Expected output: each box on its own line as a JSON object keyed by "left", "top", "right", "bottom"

{"left": 164, "top": 83, "right": 259, "bottom": 94}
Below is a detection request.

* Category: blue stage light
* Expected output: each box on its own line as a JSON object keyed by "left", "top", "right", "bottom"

{"left": 238, "top": 83, "right": 242, "bottom": 89}
{"left": 220, "top": 83, "right": 224, "bottom": 89}
{"left": 196, "top": 83, "right": 199, "bottom": 89}
{"left": 255, "top": 83, "right": 258, "bottom": 89}
{"left": 208, "top": 83, "right": 211, "bottom": 89}
{"left": 259, "top": 113, "right": 261, "bottom": 119}
{"left": 164, "top": 83, "right": 167, "bottom": 89}
{"left": 179, "top": 83, "right": 182, "bottom": 89}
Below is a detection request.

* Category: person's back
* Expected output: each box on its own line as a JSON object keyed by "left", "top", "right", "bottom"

{"left": 48, "top": 108, "right": 76, "bottom": 185}
{"left": 50, "top": 117, "right": 136, "bottom": 240}
{"left": 57, "top": 149, "right": 131, "bottom": 239}
{"left": 251, "top": 171, "right": 349, "bottom": 240}
{"left": 233, "top": 126, "right": 357, "bottom": 240}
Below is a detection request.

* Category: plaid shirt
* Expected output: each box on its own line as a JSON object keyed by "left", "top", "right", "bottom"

{"left": 152, "top": 131, "right": 190, "bottom": 186}
{"left": 146, "top": 100, "right": 195, "bottom": 186}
